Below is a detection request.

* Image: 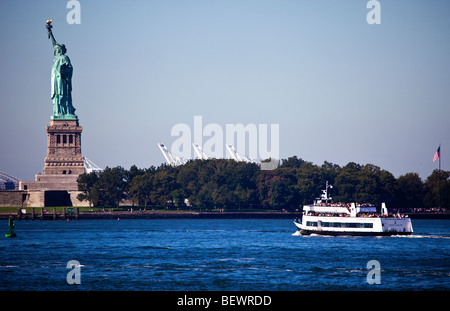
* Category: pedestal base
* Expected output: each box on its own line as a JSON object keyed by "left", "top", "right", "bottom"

{"left": 10, "top": 118, "right": 87, "bottom": 207}
{"left": 43, "top": 119, "right": 85, "bottom": 175}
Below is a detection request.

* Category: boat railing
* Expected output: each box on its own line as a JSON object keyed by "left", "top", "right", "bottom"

{"left": 304, "top": 211, "right": 408, "bottom": 218}
{"left": 313, "top": 202, "right": 376, "bottom": 208}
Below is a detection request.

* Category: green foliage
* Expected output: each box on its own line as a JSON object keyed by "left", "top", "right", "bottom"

{"left": 76, "top": 172, "right": 98, "bottom": 206}
{"left": 397, "top": 173, "right": 424, "bottom": 209}
{"left": 423, "top": 170, "right": 450, "bottom": 209}
{"left": 77, "top": 166, "right": 127, "bottom": 208}
{"left": 77, "top": 157, "right": 449, "bottom": 210}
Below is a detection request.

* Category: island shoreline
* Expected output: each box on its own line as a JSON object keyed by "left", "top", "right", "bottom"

{"left": 1, "top": 210, "right": 449, "bottom": 220}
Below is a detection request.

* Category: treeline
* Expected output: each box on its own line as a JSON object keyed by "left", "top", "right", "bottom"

{"left": 77, "top": 156, "right": 450, "bottom": 210}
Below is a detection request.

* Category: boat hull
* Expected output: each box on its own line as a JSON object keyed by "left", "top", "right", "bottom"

{"left": 293, "top": 217, "right": 413, "bottom": 236}
{"left": 298, "top": 228, "right": 412, "bottom": 236}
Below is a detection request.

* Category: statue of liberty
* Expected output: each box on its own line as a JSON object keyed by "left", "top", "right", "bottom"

{"left": 46, "top": 20, "right": 77, "bottom": 119}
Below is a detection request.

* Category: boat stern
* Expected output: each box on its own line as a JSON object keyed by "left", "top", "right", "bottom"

{"left": 381, "top": 217, "right": 413, "bottom": 234}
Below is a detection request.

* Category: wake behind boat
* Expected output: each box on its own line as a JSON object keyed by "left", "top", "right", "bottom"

{"left": 294, "top": 182, "right": 413, "bottom": 236}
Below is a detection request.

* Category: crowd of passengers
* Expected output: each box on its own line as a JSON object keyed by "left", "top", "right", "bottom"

{"left": 304, "top": 211, "right": 408, "bottom": 218}
{"left": 314, "top": 202, "right": 375, "bottom": 208}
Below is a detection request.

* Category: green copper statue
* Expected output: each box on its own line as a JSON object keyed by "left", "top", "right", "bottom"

{"left": 46, "top": 20, "right": 77, "bottom": 119}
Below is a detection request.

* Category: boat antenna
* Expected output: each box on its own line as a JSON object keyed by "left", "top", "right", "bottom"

{"left": 322, "top": 181, "right": 333, "bottom": 201}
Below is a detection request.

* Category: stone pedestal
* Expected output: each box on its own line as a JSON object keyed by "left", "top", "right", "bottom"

{"left": 15, "top": 118, "right": 86, "bottom": 207}
{"left": 43, "top": 119, "right": 84, "bottom": 175}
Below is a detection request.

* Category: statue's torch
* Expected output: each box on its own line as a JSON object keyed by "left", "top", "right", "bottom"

{"left": 46, "top": 19, "right": 53, "bottom": 38}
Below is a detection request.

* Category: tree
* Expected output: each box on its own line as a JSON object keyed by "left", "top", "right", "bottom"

{"left": 295, "top": 161, "right": 322, "bottom": 205}
{"left": 280, "top": 156, "right": 304, "bottom": 169}
{"left": 125, "top": 165, "right": 145, "bottom": 197}
{"left": 424, "top": 170, "right": 450, "bottom": 209}
{"left": 320, "top": 161, "right": 339, "bottom": 187}
{"left": 355, "top": 164, "right": 382, "bottom": 204}
{"left": 77, "top": 172, "right": 99, "bottom": 206}
{"left": 129, "top": 172, "right": 154, "bottom": 208}
{"left": 152, "top": 168, "right": 177, "bottom": 208}
{"left": 270, "top": 177, "right": 294, "bottom": 209}
{"left": 256, "top": 170, "right": 275, "bottom": 208}
{"left": 397, "top": 173, "right": 424, "bottom": 210}
{"left": 94, "top": 166, "right": 127, "bottom": 208}
{"left": 197, "top": 181, "right": 215, "bottom": 208}
{"left": 334, "top": 162, "right": 363, "bottom": 202}
{"left": 378, "top": 170, "right": 399, "bottom": 207}
{"left": 75, "top": 156, "right": 447, "bottom": 212}
{"left": 170, "top": 189, "right": 185, "bottom": 208}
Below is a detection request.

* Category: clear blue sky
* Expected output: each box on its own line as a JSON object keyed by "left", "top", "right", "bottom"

{"left": 0, "top": 0, "right": 449, "bottom": 181}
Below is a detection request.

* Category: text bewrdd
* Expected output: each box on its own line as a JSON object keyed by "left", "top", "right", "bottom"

{"left": 222, "top": 296, "right": 271, "bottom": 306}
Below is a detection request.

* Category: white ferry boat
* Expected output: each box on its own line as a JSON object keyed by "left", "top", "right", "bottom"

{"left": 294, "top": 182, "right": 413, "bottom": 236}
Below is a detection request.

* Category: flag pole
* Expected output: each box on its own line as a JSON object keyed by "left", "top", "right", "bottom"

{"left": 438, "top": 143, "right": 441, "bottom": 210}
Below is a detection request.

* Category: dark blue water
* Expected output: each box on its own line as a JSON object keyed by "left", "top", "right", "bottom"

{"left": 0, "top": 219, "right": 448, "bottom": 290}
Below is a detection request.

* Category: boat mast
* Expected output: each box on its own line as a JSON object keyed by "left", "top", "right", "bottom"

{"left": 322, "top": 181, "right": 333, "bottom": 202}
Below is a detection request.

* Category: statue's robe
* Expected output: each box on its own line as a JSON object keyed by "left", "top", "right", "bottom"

{"left": 51, "top": 53, "right": 74, "bottom": 116}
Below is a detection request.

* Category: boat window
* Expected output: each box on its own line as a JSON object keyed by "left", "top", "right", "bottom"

{"left": 316, "top": 222, "right": 373, "bottom": 228}
{"left": 306, "top": 221, "right": 318, "bottom": 227}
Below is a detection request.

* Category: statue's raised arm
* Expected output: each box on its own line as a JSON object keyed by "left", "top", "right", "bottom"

{"left": 46, "top": 20, "right": 57, "bottom": 48}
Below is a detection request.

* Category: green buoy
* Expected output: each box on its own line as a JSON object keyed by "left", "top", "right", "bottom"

{"left": 5, "top": 217, "right": 16, "bottom": 238}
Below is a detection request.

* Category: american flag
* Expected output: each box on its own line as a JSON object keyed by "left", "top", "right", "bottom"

{"left": 433, "top": 146, "right": 440, "bottom": 162}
